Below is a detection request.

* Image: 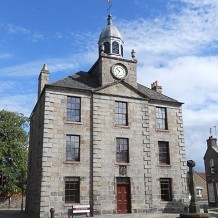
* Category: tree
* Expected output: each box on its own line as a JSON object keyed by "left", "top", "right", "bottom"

{"left": 0, "top": 110, "right": 29, "bottom": 196}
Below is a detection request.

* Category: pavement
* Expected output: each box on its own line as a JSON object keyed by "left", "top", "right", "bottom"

{"left": 0, "top": 208, "right": 29, "bottom": 218}
{"left": 0, "top": 206, "right": 218, "bottom": 218}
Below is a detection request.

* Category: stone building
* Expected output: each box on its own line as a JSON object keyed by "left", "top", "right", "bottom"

{"left": 187, "top": 172, "right": 207, "bottom": 200}
{"left": 194, "top": 172, "right": 208, "bottom": 200}
{"left": 26, "top": 14, "right": 188, "bottom": 218}
{"left": 204, "top": 136, "right": 218, "bottom": 206}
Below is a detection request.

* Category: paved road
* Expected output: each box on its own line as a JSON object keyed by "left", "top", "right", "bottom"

{"left": 0, "top": 209, "right": 217, "bottom": 218}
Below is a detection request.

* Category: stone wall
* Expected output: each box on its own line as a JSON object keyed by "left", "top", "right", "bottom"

{"left": 193, "top": 172, "right": 207, "bottom": 200}
{"left": 38, "top": 89, "right": 92, "bottom": 218}
{"left": 90, "top": 56, "right": 137, "bottom": 88}
{"left": 26, "top": 92, "right": 45, "bottom": 217}
{"left": 92, "top": 89, "right": 149, "bottom": 215}
{"left": 0, "top": 195, "right": 25, "bottom": 209}
{"left": 148, "top": 103, "right": 188, "bottom": 212}
{"left": 27, "top": 80, "right": 188, "bottom": 217}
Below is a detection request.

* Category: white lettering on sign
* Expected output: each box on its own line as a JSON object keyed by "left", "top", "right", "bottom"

{"left": 72, "top": 205, "right": 90, "bottom": 214}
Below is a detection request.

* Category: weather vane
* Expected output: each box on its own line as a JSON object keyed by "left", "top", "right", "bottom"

{"left": 107, "top": 0, "right": 112, "bottom": 14}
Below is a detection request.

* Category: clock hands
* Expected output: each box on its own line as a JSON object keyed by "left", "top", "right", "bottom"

{"left": 116, "top": 68, "right": 122, "bottom": 77}
{"left": 112, "top": 64, "right": 127, "bottom": 79}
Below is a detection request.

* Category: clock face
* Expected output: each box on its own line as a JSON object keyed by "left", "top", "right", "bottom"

{"left": 112, "top": 64, "right": 127, "bottom": 79}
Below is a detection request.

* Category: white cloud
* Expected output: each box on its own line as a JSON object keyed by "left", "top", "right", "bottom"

{"left": 0, "top": 81, "right": 16, "bottom": 92}
{"left": 6, "top": 23, "right": 44, "bottom": 42}
{"left": 0, "top": 93, "right": 37, "bottom": 116}
{"left": 0, "top": 57, "right": 79, "bottom": 77}
{"left": 0, "top": 53, "right": 13, "bottom": 59}
{"left": 116, "top": 0, "right": 218, "bottom": 171}
{"left": 120, "top": 0, "right": 218, "bottom": 58}
{"left": 0, "top": 0, "right": 217, "bottom": 171}
{"left": 30, "top": 33, "right": 44, "bottom": 42}
{"left": 7, "top": 24, "right": 30, "bottom": 34}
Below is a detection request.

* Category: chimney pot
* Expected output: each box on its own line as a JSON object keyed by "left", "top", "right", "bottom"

{"left": 207, "top": 136, "right": 217, "bottom": 149}
{"left": 38, "top": 64, "right": 50, "bottom": 98}
{"left": 151, "top": 81, "right": 162, "bottom": 94}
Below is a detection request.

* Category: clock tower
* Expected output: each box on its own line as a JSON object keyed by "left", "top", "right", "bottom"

{"left": 89, "top": 14, "right": 137, "bottom": 88}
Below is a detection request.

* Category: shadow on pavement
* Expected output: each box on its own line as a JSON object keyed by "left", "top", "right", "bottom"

{"left": 0, "top": 209, "right": 30, "bottom": 218}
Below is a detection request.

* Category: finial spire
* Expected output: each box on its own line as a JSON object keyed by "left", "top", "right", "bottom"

{"left": 42, "top": 64, "right": 48, "bottom": 71}
{"left": 107, "top": 14, "right": 112, "bottom": 25}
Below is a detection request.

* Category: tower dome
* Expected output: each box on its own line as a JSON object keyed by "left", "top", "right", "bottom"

{"left": 98, "top": 14, "right": 124, "bottom": 58}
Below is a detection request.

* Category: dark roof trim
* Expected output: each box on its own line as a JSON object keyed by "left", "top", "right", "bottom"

{"left": 93, "top": 91, "right": 148, "bottom": 101}
{"left": 45, "top": 83, "right": 92, "bottom": 95}
{"left": 149, "top": 99, "right": 183, "bottom": 107}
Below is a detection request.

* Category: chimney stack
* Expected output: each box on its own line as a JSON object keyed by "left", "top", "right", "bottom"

{"left": 38, "top": 64, "right": 50, "bottom": 98}
{"left": 151, "top": 81, "right": 162, "bottom": 94}
{"left": 207, "top": 136, "right": 217, "bottom": 149}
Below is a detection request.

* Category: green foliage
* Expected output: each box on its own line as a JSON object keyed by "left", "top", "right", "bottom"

{"left": 0, "top": 110, "right": 29, "bottom": 195}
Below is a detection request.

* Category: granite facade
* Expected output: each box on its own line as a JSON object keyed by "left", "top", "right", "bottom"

{"left": 26, "top": 56, "right": 188, "bottom": 218}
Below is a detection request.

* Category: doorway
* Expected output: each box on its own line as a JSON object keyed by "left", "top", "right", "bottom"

{"left": 117, "top": 177, "right": 131, "bottom": 214}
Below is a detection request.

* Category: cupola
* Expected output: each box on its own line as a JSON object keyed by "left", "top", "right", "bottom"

{"left": 98, "top": 14, "right": 124, "bottom": 58}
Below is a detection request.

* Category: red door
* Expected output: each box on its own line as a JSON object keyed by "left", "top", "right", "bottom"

{"left": 117, "top": 184, "right": 131, "bottom": 213}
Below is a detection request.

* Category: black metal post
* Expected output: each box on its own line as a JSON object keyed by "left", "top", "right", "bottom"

{"left": 50, "top": 208, "right": 55, "bottom": 218}
{"left": 8, "top": 196, "right": 11, "bottom": 209}
{"left": 21, "top": 180, "right": 24, "bottom": 213}
{"left": 21, "top": 189, "right": 24, "bottom": 212}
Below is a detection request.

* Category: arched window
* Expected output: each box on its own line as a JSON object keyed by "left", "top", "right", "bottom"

{"left": 112, "top": 41, "right": 119, "bottom": 54}
{"left": 104, "top": 42, "right": 110, "bottom": 54}
{"left": 121, "top": 45, "right": 123, "bottom": 56}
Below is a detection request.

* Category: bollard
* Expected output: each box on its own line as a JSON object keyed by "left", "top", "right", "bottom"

{"left": 50, "top": 208, "right": 55, "bottom": 218}
{"left": 184, "top": 205, "right": 189, "bottom": 213}
{"left": 203, "top": 204, "right": 208, "bottom": 213}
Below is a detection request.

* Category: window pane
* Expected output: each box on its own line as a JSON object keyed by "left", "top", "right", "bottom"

{"left": 121, "top": 45, "right": 123, "bottom": 56}
{"left": 159, "top": 142, "right": 170, "bottom": 165}
{"left": 156, "top": 107, "right": 167, "bottom": 129}
{"left": 115, "top": 102, "right": 128, "bottom": 126}
{"left": 65, "top": 177, "right": 80, "bottom": 203}
{"left": 66, "top": 135, "right": 80, "bottom": 161}
{"left": 112, "top": 41, "right": 119, "bottom": 54}
{"left": 67, "top": 97, "right": 81, "bottom": 122}
{"left": 116, "top": 138, "right": 129, "bottom": 163}
{"left": 160, "top": 178, "right": 172, "bottom": 201}
{"left": 104, "top": 42, "right": 110, "bottom": 54}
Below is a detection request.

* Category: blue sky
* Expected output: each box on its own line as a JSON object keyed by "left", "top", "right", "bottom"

{"left": 0, "top": 0, "right": 218, "bottom": 171}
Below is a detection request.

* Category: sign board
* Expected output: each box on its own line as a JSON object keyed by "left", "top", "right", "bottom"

{"left": 72, "top": 205, "right": 90, "bottom": 214}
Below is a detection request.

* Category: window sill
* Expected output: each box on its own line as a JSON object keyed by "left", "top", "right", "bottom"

{"left": 64, "top": 121, "right": 83, "bottom": 125}
{"left": 155, "top": 129, "right": 169, "bottom": 133}
{"left": 114, "top": 125, "right": 130, "bottom": 129}
{"left": 64, "top": 161, "right": 81, "bottom": 165}
{"left": 158, "top": 164, "right": 171, "bottom": 167}
{"left": 114, "top": 162, "right": 131, "bottom": 166}
{"left": 160, "top": 200, "right": 172, "bottom": 203}
{"left": 63, "top": 203, "right": 80, "bottom": 207}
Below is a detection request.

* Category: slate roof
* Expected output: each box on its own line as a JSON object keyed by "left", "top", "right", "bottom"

{"left": 196, "top": 172, "right": 206, "bottom": 181}
{"left": 51, "top": 71, "right": 181, "bottom": 104}
{"left": 137, "top": 83, "right": 180, "bottom": 104}
{"left": 51, "top": 71, "right": 99, "bottom": 90}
